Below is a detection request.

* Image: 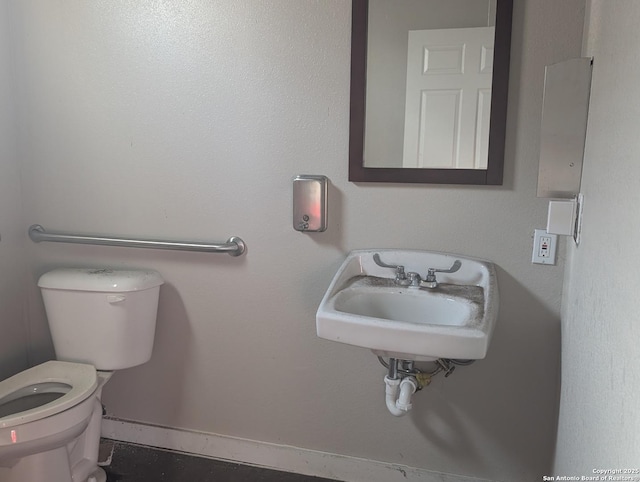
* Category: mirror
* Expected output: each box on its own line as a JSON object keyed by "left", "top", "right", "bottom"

{"left": 349, "top": 0, "right": 513, "bottom": 184}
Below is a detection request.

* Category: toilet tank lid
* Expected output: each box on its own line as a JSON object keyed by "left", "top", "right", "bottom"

{"left": 38, "top": 268, "right": 164, "bottom": 292}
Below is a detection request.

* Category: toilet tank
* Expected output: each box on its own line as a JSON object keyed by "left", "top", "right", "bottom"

{"left": 38, "top": 268, "right": 164, "bottom": 371}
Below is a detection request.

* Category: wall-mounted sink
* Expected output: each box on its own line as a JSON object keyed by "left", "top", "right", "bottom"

{"left": 316, "top": 250, "right": 499, "bottom": 361}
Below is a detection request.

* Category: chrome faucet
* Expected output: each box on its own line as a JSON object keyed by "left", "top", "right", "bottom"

{"left": 373, "top": 254, "right": 461, "bottom": 289}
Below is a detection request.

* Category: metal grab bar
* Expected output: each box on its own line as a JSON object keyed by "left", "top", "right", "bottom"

{"left": 28, "top": 224, "right": 246, "bottom": 257}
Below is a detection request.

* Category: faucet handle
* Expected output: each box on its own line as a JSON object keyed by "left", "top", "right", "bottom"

{"left": 427, "top": 260, "right": 462, "bottom": 275}
{"left": 373, "top": 253, "right": 403, "bottom": 270}
{"left": 373, "top": 254, "right": 410, "bottom": 285}
{"left": 423, "top": 260, "right": 462, "bottom": 288}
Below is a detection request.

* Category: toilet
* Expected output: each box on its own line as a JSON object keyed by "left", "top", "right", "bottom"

{"left": 0, "top": 268, "right": 163, "bottom": 482}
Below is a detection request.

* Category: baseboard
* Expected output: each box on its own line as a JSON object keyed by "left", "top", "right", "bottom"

{"left": 101, "top": 418, "right": 494, "bottom": 482}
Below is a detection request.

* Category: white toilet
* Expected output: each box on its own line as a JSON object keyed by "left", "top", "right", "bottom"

{"left": 0, "top": 268, "right": 163, "bottom": 482}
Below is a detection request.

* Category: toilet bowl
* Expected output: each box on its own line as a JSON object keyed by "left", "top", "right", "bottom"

{"left": 0, "top": 361, "right": 107, "bottom": 482}
{"left": 0, "top": 268, "right": 163, "bottom": 482}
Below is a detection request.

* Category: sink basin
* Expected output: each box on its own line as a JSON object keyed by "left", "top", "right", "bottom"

{"left": 316, "top": 250, "right": 499, "bottom": 361}
{"left": 334, "top": 288, "right": 473, "bottom": 327}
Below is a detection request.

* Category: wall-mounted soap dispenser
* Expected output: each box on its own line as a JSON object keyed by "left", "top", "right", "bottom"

{"left": 292, "top": 175, "right": 328, "bottom": 232}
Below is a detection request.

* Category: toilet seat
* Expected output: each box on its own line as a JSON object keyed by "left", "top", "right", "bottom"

{"left": 0, "top": 361, "right": 97, "bottom": 429}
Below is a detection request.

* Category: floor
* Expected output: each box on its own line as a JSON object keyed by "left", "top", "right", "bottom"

{"left": 102, "top": 440, "right": 339, "bottom": 482}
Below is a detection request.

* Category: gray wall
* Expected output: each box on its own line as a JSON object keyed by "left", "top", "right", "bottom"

{"left": 6, "top": 0, "right": 584, "bottom": 480}
{"left": 0, "top": 1, "right": 29, "bottom": 381}
{"left": 555, "top": 0, "right": 640, "bottom": 472}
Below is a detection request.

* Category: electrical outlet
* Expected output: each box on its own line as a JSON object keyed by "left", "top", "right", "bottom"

{"left": 532, "top": 229, "right": 557, "bottom": 265}
{"left": 539, "top": 235, "right": 552, "bottom": 257}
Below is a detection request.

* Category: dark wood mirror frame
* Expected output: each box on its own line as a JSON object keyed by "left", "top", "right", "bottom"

{"left": 348, "top": 0, "right": 513, "bottom": 184}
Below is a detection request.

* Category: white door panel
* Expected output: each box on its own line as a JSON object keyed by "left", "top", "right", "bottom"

{"left": 402, "top": 27, "right": 495, "bottom": 169}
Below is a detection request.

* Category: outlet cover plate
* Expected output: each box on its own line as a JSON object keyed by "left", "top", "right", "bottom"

{"left": 532, "top": 229, "right": 557, "bottom": 265}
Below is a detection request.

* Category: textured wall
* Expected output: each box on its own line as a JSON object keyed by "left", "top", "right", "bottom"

{"left": 0, "top": 1, "right": 28, "bottom": 381}
{"left": 9, "top": 1, "right": 584, "bottom": 480}
{"left": 555, "top": 0, "right": 640, "bottom": 473}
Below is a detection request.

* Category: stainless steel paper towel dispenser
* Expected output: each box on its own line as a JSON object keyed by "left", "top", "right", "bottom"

{"left": 537, "top": 57, "right": 593, "bottom": 198}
